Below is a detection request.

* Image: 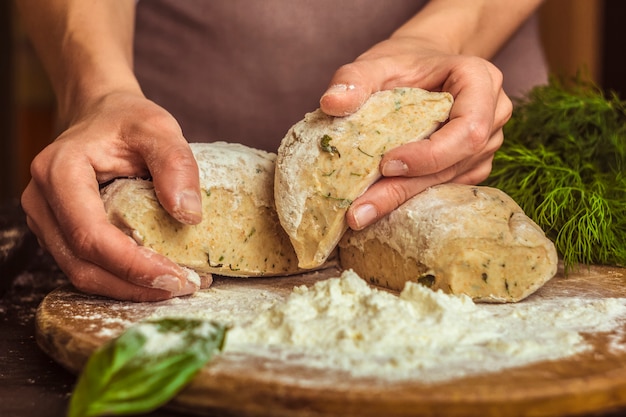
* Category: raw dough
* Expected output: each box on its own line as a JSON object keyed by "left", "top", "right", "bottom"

{"left": 338, "top": 184, "right": 559, "bottom": 302}
{"left": 101, "top": 142, "right": 306, "bottom": 277}
{"left": 274, "top": 87, "right": 453, "bottom": 269}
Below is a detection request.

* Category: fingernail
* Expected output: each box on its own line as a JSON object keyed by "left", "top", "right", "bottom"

{"left": 182, "top": 267, "right": 201, "bottom": 288}
{"left": 382, "top": 160, "right": 408, "bottom": 176}
{"left": 352, "top": 204, "right": 378, "bottom": 230}
{"left": 176, "top": 189, "right": 202, "bottom": 224}
{"left": 152, "top": 274, "right": 183, "bottom": 292}
{"left": 322, "top": 84, "right": 356, "bottom": 98}
{"left": 175, "top": 279, "right": 199, "bottom": 297}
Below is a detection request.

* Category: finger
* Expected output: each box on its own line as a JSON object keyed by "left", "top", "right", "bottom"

{"left": 346, "top": 174, "right": 443, "bottom": 230}
{"left": 381, "top": 84, "right": 499, "bottom": 179}
{"left": 494, "top": 88, "right": 513, "bottom": 132}
{"left": 198, "top": 273, "right": 213, "bottom": 289}
{"left": 67, "top": 256, "right": 199, "bottom": 302}
{"left": 28, "top": 155, "right": 196, "bottom": 294}
{"left": 451, "top": 153, "right": 495, "bottom": 185}
{"left": 129, "top": 123, "right": 202, "bottom": 226}
{"left": 319, "top": 59, "right": 389, "bottom": 116}
{"left": 346, "top": 146, "right": 497, "bottom": 231}
{"left": 22, "top": 182, "right": 198, "bottom": 301}
{"left": 439, "top": 128, "right": 503, "bottom": 183}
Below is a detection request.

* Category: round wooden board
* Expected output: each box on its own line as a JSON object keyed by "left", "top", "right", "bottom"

{"left": 36, "top": 265, "right": 626, "bottom": 417}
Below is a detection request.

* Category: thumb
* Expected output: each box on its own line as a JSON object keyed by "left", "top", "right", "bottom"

{"left": 145, "top": 140, "right": 202, "bottom": 226}
{"left": 320, "top": 60, "right": 386, "bottom": 116}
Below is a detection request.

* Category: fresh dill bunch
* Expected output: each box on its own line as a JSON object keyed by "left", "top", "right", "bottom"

{"left": 484, "top": 77, "right": 626, "bottom": 271}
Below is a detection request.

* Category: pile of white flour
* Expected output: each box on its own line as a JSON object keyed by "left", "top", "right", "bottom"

{"left": 220, "top": 270, "right": 626, "bottom": 382}
{"left": 139, "top": 269, "right": 626, "bottom": 383}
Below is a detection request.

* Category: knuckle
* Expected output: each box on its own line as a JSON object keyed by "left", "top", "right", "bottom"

{"left": 465, "top": 121, "right": 491, "bottom": 152}
{"left": 20, "top": 185, "right": 36, "bottom": 216}
{"left": 125, "top": 108, "right": 183, "bottom": 143}
{"left": 66, "top": 225, "right": 100, "bottom": 261}
{"left": 153, "top": 151, "right": 199, "bottom": 197}
{"left": 69, "top": 275, "right": 95, "bottom": 295}
{"left": 434, "top": 165, "right": 458, "bottom": 184}
{"left": 489, "top": 131, "right": 505, "bottom": 153}
{"left": 486, "top": 61, "right": 504, "bottom": 86}
{"left": 164, "top": 147, "right": 197, "bottom": 171}
{"left": 29, "top": 152, "right": 50, "bottom": 182}
{"left": 465, "top": 172, "right": 487, "bottom": 186}
{"left": 384, "top": 181, "right": 411, "bottom": 210}
{"left": 63, "top": 263, "right": 98, "bottom": 294}
{"left": 501, "top": 95, "right": 514, "bottom": 123}
{"left": 459, "top": 159, "right": 494, "bottom": 185}
{"left": 428, "top": 146, "right": 451, "bottom": 174}
{"left": 148, "top": 112, "right": 181, "bottom": 135}
{"left": 467, "top": 166, "right": 492, "bottom": 184}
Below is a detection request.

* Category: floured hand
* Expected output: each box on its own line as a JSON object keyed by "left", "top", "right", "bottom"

{"left": 320, "top": 37, "right": 512, "bottom": 231}
{"left": 21, "top": 91, "right": 209, "bottom": 301}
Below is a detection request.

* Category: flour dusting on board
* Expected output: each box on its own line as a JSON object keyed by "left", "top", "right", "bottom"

{"left": 139, "top": 269, "right": 626, "bottom": 383}
{"left": 223, "top": 270, "right": 626, "bottom": 382}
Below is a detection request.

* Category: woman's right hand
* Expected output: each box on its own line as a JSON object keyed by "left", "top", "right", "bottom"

{"left": 21, "top": 91, "right": 208, "bottom": 301}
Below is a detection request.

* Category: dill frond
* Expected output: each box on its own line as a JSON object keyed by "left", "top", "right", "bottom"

{"left": 484, "top": 76, "right": 626, "bottom": 270}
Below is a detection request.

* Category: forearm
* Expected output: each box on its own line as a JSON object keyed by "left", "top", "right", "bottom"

{"left": 16, "top": 0, "right": 140, "bottom": 125}
{"left": 392, "top": 0, "right": 544, "bottom": 58}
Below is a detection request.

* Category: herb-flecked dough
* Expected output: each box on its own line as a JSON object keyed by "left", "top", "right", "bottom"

{"left": 274, "top": 87, "right": 454, "bottom": 269}
{"left": 101, "top": 142, "right": 308, "bottom": 277}
{"left": 338, "top": 184, "right": 559, "bottom": 303}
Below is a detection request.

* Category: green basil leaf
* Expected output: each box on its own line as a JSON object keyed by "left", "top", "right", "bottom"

{"left": 67, "top": 318, "right": 227, "bottom": 417}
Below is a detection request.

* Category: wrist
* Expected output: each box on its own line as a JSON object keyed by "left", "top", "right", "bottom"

{"left": 36, "top": 0, "right": 140, "bottom": 126}
{"left": 56, "top": 66, "right": 143, "bottom": 127}
{"left": 388, "top": 31, "right": 461, "bottom": 56}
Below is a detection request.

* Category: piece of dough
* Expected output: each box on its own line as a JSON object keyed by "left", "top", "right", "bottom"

{"left": 101, "top": 142, "right": 306, "bottom": 277}
{"left": 338, "top": 184, "right": 558, "bottom": 303}
{"left": 275, "top": 87, "right": 453, "bottom": 269}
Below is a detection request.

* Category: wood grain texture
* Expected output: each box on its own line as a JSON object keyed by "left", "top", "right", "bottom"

{"left": 36, "top": 265, "right": 626, "bottom": 417}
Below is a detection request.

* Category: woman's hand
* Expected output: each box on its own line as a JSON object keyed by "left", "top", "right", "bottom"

{"left": 16, "top": 0, "right": 201, "bottom": 301}
{"left": 21, "top": 91, "right": 208, "bottom": 301}
{"left": 320, "top": 37, "right": 512, "bottom": 230}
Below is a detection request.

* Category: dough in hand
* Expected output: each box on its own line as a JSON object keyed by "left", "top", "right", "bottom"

{"left": 274, "top": 87, "right": 453, "bottom": 269}
{"left": 338, "top": 184, "right": 559, "bottom": 303}
{"left": 101, "top": 142, "right": 305, "bottom": 277}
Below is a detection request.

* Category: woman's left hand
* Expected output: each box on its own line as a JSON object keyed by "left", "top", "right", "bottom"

{"left": 319, "top": 36, "right": 512, "bottom": 230}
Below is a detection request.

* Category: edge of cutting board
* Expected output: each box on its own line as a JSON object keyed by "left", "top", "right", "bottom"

{"left": 36, "top": 265, "right": 626, "bottom": 417}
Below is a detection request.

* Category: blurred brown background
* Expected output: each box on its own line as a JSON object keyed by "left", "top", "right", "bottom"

{"left": 1, "top": 0, "right": 625, "bottom": 201}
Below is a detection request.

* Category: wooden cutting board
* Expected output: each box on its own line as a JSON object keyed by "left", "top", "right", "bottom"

{"left": 36, "top": 265, "right": 626, "bottom": 417}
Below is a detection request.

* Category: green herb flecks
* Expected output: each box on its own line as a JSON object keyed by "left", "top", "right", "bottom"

{"left": 68, "top": 318, "right": 227, "bottom": 417}
{"left": 483, "top": 76, "right": 626, "bottom": 271}
{"left": 357, "top": 146, "right": 375, "bottom": 158}
{"left": 245, "top": 227, "right": 256, "bottom": 242}
{"left": 320, "top": 134, "right": 341, "bottom": 157}
{"left": 320, "top": 192, "right": 352, "bottom": 208}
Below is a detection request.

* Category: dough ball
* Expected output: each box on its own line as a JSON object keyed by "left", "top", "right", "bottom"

{"left": 275, "top": 87, "right": 453, "bottom": 269}
{"left": 338, "top": 184, "right": 558, "bottom": 302}
{"left": 101, "top": 142, "right": 307, "bottom": 277}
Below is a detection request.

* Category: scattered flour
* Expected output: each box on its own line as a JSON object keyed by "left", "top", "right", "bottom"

{"left": 133, "top": 319, "right": 222, "bottom": 357}
{"left": 135, "top": 322, "right": 187, "bottom": 356}
{"left": 218, "top": 270, "right": 626, "bottom": 382}
{"left": 129, "top": 269, "right": 626, "bottom": 383}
